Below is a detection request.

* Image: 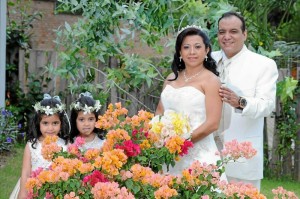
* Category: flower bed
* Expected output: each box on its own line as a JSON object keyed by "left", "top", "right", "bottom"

{"left": 25, "top": 103, "right": 298, "bottom": 199}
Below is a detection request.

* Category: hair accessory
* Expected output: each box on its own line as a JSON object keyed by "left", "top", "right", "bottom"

{"left": 70, "top": 92, "right": 102, "bottom": 115}
{"left": 79, "top": 91, "right": 93, "bottom": 99}
{"left": 177, "top": 25, "right": 202, "bottom": 36}
{"left": 33, "top": 94, "right": 65, "bottom": 115}
{"left": 44, "top": 93, "right": 62, "bottom": 102}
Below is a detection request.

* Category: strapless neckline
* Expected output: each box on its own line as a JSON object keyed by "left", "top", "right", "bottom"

{"left": 165, "top": 84, "right": 205, "bottom": 96}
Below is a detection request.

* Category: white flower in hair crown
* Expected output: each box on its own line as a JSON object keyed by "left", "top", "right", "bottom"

{"left": 33, "top": 94, "right": 66, "bottom": 116}
{"left": 177, "top": 25, "right": 203, "bottom": 36}
{"left": 70, "top": 92, "right": 102, "bottom": 115}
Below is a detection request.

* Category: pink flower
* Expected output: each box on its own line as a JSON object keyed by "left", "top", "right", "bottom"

{"left": 45, "top": 192, "right": 53, "bottom": 199}
{"left": 272, "top": 186, "right": 298, "bottom": 199}
{"left": 91, "top": 182, "right": 134, "bottom": 199}
{"left": 221, "top": 139, "right": 257, "bottom": 160}
{"left": 30, "top": 167, "right": 44, "bottom": 178}
{"left": 67, "top": 144, "right": 81, "bottom": 157}
{"left": 74, "top": 136, "right": 85, "bottom": 147}
{"left": 120, "top": 170, "right": 133, "bottom": 181}
{"left": 202, "top": 195, "right": 210, "bottom": 199}
{"left": 64, "top": 192, "right": 79, "bottom": 199}
{"left": 115, "top": 140, "right": 141, "bottom": 157}
{"left": 179, "top": 140, "right": 193, "bottom": 156}
{"left": 83, "top": 170, "right": 108, "bottom": 186}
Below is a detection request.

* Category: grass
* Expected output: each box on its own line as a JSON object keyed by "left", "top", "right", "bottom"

{"left": 0, "top": 144, "right": 24, "bottom": 199}
{"left": 261, "top": 178, "right": 300, "bottom": 198}
{"left": 0, "top": 145, "right": 299, "bottom": 198}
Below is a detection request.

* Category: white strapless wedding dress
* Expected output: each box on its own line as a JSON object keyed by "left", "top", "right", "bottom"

{"left": 161, "top": 85, "right": 222, "bottom": 175}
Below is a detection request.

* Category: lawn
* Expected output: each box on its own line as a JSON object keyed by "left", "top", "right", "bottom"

{"left": 0, "top": 145, "right": 299, "bottom": 198}
{"left": 0, "top": 144, "right": 24, "bottom": 199}
{"left": 261, "top": 178, "right": 300, "bottom": 198}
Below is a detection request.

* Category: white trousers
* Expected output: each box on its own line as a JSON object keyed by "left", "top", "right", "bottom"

{"left": 227, "top": 176, "right": 261, "bottom": 191}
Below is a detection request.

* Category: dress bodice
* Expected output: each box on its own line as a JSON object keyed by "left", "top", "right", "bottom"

{"left": 79, "top": 135, "right": 105, "bottom": 151}
{"left": 161, "top": 85, "right": 221, "bottom": 175}
{"left": 161, "top": 85, "right": 206, "bottom": 131}
{"left": 29, "top": 138, "right": 67, "bottom": 171}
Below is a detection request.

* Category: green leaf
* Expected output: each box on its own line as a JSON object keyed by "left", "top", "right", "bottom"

{"left": 132, "top": 184, "right": 141, "bottom": 194}
{"left": 277, "top": 77, "right": 298, "bottom": 104}
{"left": 65, "top": 21, "right": 72, "bottom": 32}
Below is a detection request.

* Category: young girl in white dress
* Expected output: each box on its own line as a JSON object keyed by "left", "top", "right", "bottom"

{"left": 69, "top": 92, "right": 105, "bottom": 150}
{"left": 10, "top": 94, "right": 70, "bottom": 199}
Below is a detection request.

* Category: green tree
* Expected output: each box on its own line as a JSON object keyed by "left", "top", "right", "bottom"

{"left": 51, "top": 0, "right": 236, "bottom": 113}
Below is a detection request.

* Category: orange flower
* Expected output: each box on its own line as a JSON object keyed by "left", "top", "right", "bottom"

{"left": 165, "top": 135, "right": 184, "bottom": 154}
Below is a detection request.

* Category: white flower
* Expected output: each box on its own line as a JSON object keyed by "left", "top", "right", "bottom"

{"left": 94, "top": 100, "right": 102, "bottom": 112}
{"left": 149, "top": 115, "right": 160, "bottom": 124}
{"left": 74, "top": 102, "right": 81, "bottom": 109}
{"left": 150, "top": 109, "right": 192, "bottom": 145}
{"left": 70, "top": 100, "right": 102, "bottom": 114}
{"left": 33, "top": 102, "right": 65, "bottom": 115}
{"left": 44, "top": 106, "right": 54, "bottom": 115}
{"left": 83, "top": 104, "right": 92, "bottom": 115}
{"left": 33, "top": 103, "right": 41, "bottom": 112}
{"left": 56, "top": 104, "right": 65, "bottom": 112}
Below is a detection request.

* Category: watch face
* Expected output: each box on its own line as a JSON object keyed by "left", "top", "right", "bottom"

{"left": 240, "top": 98, "right": 247, "bottom": 107}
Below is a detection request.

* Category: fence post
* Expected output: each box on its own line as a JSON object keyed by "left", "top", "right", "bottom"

{"left": 294, "top": 83, "right": 300, "bottom": 181}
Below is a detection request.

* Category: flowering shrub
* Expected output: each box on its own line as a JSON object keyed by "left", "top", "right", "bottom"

{"left": 272, "top": 186, "right": 299, "bottom": 199}
{"left": 95, "top": 102, "right": 193, "bottom": 172}
{"left": 25, "top": 103, "right": 298, "bottom": 199}
{"left": 0, "top": 108, "right": 21, "bottom": 152}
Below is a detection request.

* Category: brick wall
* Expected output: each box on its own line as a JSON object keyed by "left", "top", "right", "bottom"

{"left": 8, "top": 0, "right": 79, "bottom": 51}
{"left": 29, "top": 1, "right": 79, "bottom": 50}
{"left": 7, "top": 0, "right": 171, "bottom": 56}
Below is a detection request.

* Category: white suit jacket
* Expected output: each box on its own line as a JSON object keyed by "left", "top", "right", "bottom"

{"left": 212, "top": 45, "right": 278, "bottom": 180}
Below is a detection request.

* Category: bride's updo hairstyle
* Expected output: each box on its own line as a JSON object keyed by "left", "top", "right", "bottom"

{"left": 170, "top": 26, "right": 218, "bottom": 81}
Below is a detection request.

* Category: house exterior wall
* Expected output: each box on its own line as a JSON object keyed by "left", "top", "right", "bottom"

{"left": 7, "top": 0, "right": 171, "bottom": 56}
{"left": 8, "top": 0, "right": 79, "bottom": 51}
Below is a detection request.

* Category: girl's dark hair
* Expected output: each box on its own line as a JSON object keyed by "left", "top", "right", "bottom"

{"left": 70, "top": 94, "right": 106, "bottom": 143}
{"left": 170, "top": 27, "right": 219, "bottom": 81}
{"left": 27, "top": 96, "right": 70, "bottom": 149}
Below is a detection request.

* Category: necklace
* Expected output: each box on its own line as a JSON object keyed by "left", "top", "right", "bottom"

{"left": 183, "top": 68, "right": 204, "bottom": 82}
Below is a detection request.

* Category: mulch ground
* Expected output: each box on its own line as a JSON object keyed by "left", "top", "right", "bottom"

{"left": 0, "top": 150, "right": 16, "bottom": 168}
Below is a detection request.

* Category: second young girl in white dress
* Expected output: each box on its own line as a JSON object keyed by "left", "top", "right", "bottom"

{"left": 70, "top": 92, "right": 106, "bottom": 150}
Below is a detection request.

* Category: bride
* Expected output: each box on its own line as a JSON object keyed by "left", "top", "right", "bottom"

{"left": 155, "top": 25, "right": 224, "bottom": 176}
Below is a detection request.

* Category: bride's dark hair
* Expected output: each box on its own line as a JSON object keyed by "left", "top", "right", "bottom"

{"left": 169, "top": 27, "right": 218, "bottom": 81}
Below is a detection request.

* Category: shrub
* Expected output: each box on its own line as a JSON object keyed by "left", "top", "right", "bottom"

{"left": 0, "top": 108, "right": 21, "bottom": 153}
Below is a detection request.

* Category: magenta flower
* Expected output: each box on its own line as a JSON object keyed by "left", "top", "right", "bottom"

{"left": 115, "top": 140, "right": 141, "bottom": 157}
{"left": 179, "top": 140, "right": 193, "bottom": 156}
{"left": 83, "top": 170, "right": 109, "bottom": 186}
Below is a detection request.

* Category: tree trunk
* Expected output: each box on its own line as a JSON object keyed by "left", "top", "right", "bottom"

{"left": 270, "top": 97, "right": 281, "bottom": 177}
{"left": 109, "top": 57, "right": 119, "bottom": 104}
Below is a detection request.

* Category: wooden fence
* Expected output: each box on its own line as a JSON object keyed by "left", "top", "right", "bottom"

{"left": 18, "top": 49, "right": 159, "bottom": 114}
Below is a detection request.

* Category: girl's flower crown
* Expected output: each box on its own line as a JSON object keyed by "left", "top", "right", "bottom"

{"left": 33, "top": 94, "right": 66, "bottom": 115}
{"left": 177, "top": 25, "right": 202, "bottom": 36}
{"left": 70, "top": 92, "right": 102, "bottom": 115}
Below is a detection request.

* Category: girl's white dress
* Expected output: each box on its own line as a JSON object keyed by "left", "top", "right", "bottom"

{"left": 161, "top": 85, "right": 223, "bottom": 175}
{"left": 9, "top": 138, "right": 67, "bottom": 199}
{"left": 79, "top": 135, "right": 105, "bottom": 151}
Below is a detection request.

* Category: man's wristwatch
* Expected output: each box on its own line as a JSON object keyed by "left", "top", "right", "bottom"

{"left": 238, "top": 97, "right": 247, "bottom": 109}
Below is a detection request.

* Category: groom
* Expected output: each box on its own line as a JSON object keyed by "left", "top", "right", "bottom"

{"left": 212, "top": 11, "right": 278, "bottom": 191}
